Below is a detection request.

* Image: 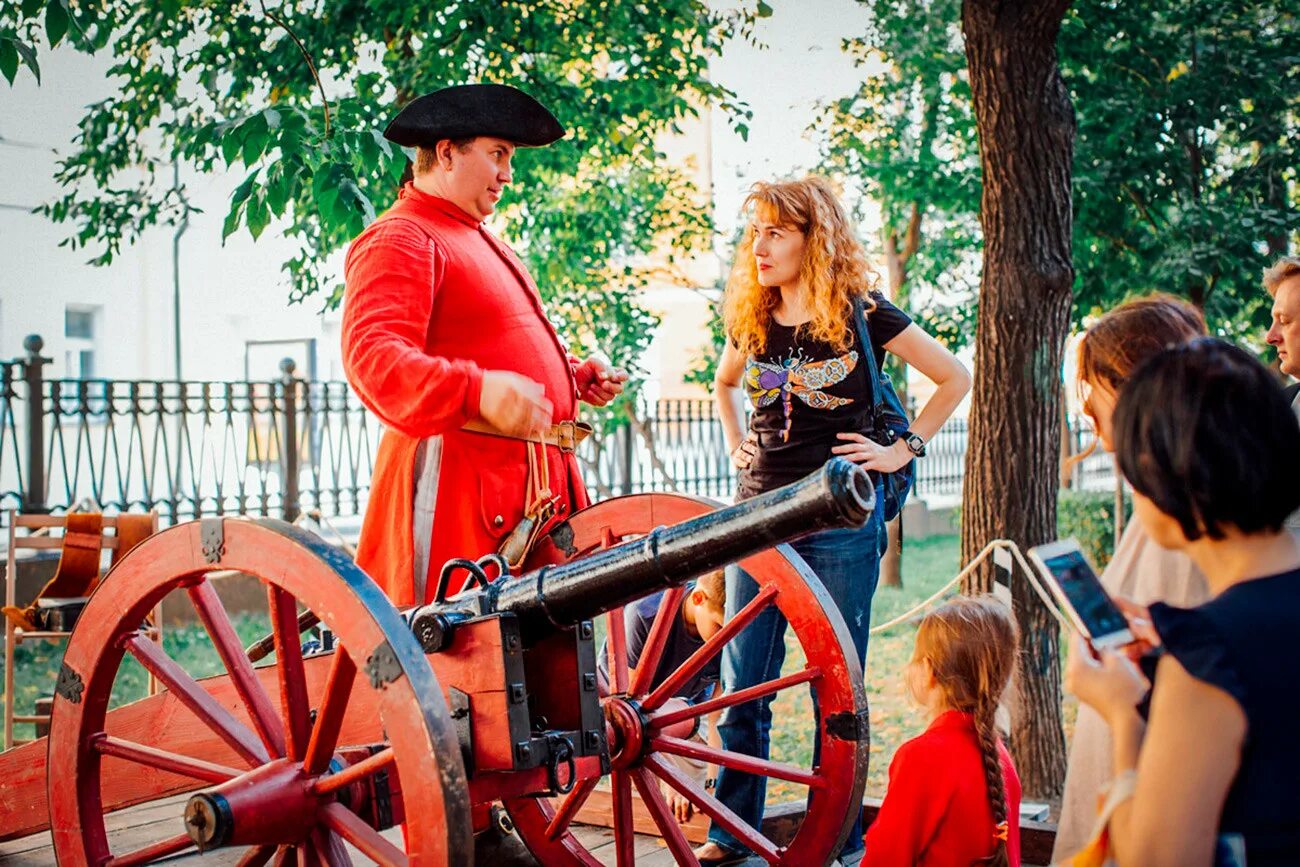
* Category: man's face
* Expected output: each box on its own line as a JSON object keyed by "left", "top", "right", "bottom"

{"left": 443, "top": 137, "right": 516, "bottom": 220}
{"left": 1266, "top": 275, "right": 1300, "bottom": 379}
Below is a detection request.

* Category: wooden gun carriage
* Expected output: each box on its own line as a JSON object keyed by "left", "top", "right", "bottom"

{"left": 0, "top": 459, "right": 876, "bottom": 866}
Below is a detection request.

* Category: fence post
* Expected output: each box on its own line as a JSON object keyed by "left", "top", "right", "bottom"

{"left": 21, "top": 334, "right": 49, "bottom": 513}
{"left": 279, "top": 357, "right": 301, "bottom": 523}
{"left": 619, "top": 420, "right": 635, "bottom": 496}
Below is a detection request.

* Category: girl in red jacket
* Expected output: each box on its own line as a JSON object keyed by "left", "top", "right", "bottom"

{"left": 862, "top": 596, "right": 1022, "bottom": 867}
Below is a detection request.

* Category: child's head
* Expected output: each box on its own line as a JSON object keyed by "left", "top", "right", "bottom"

{"left": 908, "top": 596, "right": 1018, "bottom": 866}
{"left": 1113, "top": 337, "right": 1300, "bottom": 549}
{"left": 687, "top": 570, "right": 726, "bottom": 641}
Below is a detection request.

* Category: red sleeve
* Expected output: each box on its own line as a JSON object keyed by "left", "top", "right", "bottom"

{"left": 341, "top": 218, "right": 485, "bottom": 438}
{"left": 861, "top": 738, "right": 953, "bottom": 866}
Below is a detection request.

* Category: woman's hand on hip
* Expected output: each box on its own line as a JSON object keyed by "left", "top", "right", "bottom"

{"left": 831, "top": 433, "right": 913, "bottom": 472}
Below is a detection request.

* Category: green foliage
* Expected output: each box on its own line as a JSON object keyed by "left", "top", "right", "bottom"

{"left": 1, "top": 611, "right": 271, "bottom": 741}
{"left": 815, "top": 0, "right": 982, "bottom": 348}
{"left": 3, "top": 0, "right": 762, "bottom": 404}
{"left": 821, "top": 0, "right": 1300, "bottom": 340}
{"left": 1057, "top": 489, "right": 1132, "bottom": 571}
{"left": 1063, "top": 0, "right": 1300, "bottom": 345}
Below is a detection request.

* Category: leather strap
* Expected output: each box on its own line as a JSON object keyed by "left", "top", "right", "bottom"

{"left": 461, "top": 419, "right": 592, "bottom": 452}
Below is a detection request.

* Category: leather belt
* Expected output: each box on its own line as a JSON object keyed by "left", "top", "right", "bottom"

{"left": 461, "top": 419, "right": 592, "bottom": 452}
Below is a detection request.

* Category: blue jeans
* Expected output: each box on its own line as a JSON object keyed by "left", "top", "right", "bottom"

{"left": 708, "top": 496, "right": 886, "bottom": 859}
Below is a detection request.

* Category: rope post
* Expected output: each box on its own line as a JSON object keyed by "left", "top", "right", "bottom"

{"left": 21, "top": 334, "right": 50, "bottom": 514}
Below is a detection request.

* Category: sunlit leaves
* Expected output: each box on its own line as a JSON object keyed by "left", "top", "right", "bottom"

{"left": 7, "top": 0, "right": 762, "bottom": 401}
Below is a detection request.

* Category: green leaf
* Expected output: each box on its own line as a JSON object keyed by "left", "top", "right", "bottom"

{"left": 220, "top": 128, "right": 244, "bottom": 166}
{"left": 756, "top": 1, "right": 773, "bottom": 17}
{"left": 221, "top": 201, "right": 245, "bottom": 241}
{"left": 11, "top": 38, "right": 39, "bottom": 83}
{"left": 0, "top": 40, "right": 18, "bottom": 85}
{"left": 45, "top": 0, "right": 69, "bottom": 47}
{"left": 231, "top": 168, "right": 260, "bottom": 208}
{"left": 246, "top": 195, "right": 270, "bottom": 240}
{"left": 21, "top": 0, "right": 44, "bottom": 18}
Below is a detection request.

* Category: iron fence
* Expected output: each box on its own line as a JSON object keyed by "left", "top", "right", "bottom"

{"left": 0, "top": 335, "right": 1115, "bottom": 526}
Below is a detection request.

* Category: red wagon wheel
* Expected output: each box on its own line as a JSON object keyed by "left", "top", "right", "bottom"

{"left": 47, "top": 517, "right": 472, "bottom": 867}
{"left": 505, "top": 493, "right": 870, "bottom": 867}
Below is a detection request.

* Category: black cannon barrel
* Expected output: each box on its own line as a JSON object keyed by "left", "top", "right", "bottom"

{"left": 492, "top": 457, "right": 874, "bottom": 632}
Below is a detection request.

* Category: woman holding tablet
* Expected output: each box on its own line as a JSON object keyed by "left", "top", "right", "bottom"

{"left": 1053, "top": 295, "right": 1211, "bottom": 858}
{"left": 1067, "top": 339, "right": 1300, "bottom": 867}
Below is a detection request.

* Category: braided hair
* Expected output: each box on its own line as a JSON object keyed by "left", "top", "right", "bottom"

{"left": 913, "top": 596, "right": 1019, "bottom": 867}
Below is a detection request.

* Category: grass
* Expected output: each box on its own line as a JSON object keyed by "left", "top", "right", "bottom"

{"left": 2, "top": 610, "right": 271, "bottom": 743}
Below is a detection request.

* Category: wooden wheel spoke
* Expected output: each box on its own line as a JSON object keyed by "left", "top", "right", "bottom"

{"left": 303, "top": 649, "right": 356, "bottom": 775}
{"left": 312, "top": 747, "right": 395, "bottom": 796}
{"left": 641, "top": 584, "right": 779, "bottom": 711}
{"left": 312, "top": 827, "right": 354, "bottom": 867}
{"left": 320, "top": 803, "right": 407, "bottom": 866}
{"left": 627, "top": 585, "right": 687, "bottom": 697}
{"left": 631, "top": 767, "right": 700, "bottom": 866}
{"left": 238, "top": 845, "right": 277, "bottom": 867}
{"left": 188, "top": 579, "right": 287, "bottom": 757}
{"left": 268, "top": 586, "right": 312, "bottom": 762}
{"left": 645, "top": 753, "right": 782, "bottom": 864}
{"left": 104, "top": 832, "right": 194, "bottom": 866}
{"left": 652, "top": 734, "right": 821, "bottom": 788}
{"left": 606, "top": 606, "right": 629, "bottom": 695}
{"left": 544, "top": 775, "right": 601, "bottom": 841}
{"left": 610, "top": 770, "right": 636, "bottom": 867}
{"left": 651, "top": 667, "right": 821, "bottom": 730}
{"left": 271, "top": 845, "right": 297, "bottom": 867}
{"left": 91, "top": 733, "right": 241, "bottom": 783}
{"left": 124, "top": 634, "right": 269, "bottom": 766}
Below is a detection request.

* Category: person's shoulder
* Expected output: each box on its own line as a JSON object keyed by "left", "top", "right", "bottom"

{"left": 1284, "top": 381, "right": 1300, "bottom": 402}
{"left": 630, "top": 591, "right": 665, "bottom": 626}
{"left": 864, "top": 290, "right": 912, "bottom": 326}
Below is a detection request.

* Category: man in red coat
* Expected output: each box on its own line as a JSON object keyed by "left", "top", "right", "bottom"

{"left": 342, "top": 84, "right": 626, "bottom": 606}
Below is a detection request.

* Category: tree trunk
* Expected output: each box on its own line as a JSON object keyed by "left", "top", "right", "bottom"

{"left": 960, "top": 0, "right": 1076, "bottom": 798}
{"left": 879, "top": 205, "right": 922, "bottom": 589}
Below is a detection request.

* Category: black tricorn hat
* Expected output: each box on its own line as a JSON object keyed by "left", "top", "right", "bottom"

{"left": 383, "top": 84, "right": 565, "bottom": 148}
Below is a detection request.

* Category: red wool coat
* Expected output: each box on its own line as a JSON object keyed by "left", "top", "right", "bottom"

{"left": 861, "top": 710, "right": 1022, "bottom": 867}
{"left": 341, "top": 184, "right": 589, "bottom": 606}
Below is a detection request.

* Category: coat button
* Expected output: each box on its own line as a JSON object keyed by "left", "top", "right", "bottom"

{"left": 493, "top": 515, "right": 504, "bottom": 527}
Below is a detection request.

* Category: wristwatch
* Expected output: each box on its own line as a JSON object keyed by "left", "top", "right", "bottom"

{"left": 903, "top": 431, "right": 927, "bottom": 457}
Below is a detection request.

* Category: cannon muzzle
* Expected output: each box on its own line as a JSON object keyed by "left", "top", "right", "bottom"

{"left": 484, "top": 457, "right": 873, "bottom": 635}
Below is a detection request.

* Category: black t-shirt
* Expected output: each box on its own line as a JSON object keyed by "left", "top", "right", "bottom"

{"left": 737, "top": 293, "right": 911, "bottom": 496}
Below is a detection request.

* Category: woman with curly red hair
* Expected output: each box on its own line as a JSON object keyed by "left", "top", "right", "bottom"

{"left": 697, "top": 176, "right": 970, "bottom": 865}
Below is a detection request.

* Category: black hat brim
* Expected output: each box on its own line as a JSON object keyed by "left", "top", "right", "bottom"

{"left": 384, "top": 84, "right": 565, "bottom": 148}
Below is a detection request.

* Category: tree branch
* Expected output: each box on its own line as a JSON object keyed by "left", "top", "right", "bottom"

{"left": 257, "top": 0, "right": 331, "bottom": 139}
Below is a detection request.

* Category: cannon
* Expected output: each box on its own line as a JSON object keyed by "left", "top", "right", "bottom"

{"left": 0, "top": 458, "right": 875, "bottom": 866}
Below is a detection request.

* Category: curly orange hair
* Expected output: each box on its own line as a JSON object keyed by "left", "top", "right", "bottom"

{"left": 723, "top": 176, "right": 880, "bottom": 358}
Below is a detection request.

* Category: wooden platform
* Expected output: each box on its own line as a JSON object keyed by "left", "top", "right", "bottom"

{"left": 0, "top": 794, "right": 1056, "bottom": 865}
{"left": 0, "top": 794, "right": 693, "bottom": 866}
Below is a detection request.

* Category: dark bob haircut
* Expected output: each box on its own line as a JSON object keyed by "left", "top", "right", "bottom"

{"left": 1113, "top": 338, "right": 1300, "bottom": 541}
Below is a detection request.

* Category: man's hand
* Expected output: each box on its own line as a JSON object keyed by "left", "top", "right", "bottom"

{"left": 574, "top": 357, "right": 628, "bottom": 406}
{"left": 661, "top": 782, "right": 695, "bottom": 824}
{"left": 479, "top": 371, "right": 552, "bottom": 439}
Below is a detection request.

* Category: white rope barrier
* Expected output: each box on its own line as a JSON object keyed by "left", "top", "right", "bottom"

{"left": 867, "top": 538, "right": 1073, "bottom": 636}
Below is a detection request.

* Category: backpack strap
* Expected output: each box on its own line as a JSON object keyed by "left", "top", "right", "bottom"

{"left": 850, "top": 294, "right": 884, "bottom": 415}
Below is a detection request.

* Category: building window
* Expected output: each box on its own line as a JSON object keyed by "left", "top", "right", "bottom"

{"left": 64, "top": 306, "right": 98, "bottom": 379}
